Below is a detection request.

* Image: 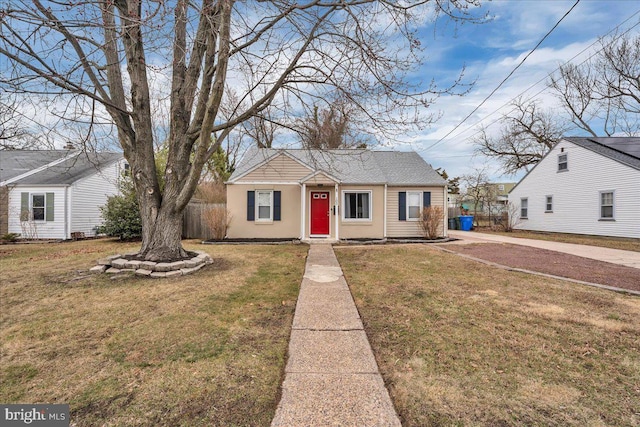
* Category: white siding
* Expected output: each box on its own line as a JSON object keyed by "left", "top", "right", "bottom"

{"left": 7, "top": 186, "right": 67, "bottom": 239}
{"left": 70, "top": 160, "right": 122, "bottom": 237}
{"left": 509, "top": 140, "right": 640, "bottom": 238}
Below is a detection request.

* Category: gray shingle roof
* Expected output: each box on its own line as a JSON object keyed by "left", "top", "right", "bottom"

{"left": 0, "top": 150, "right": 70, "bottom": 182}
{"left": 230, "top": 148, "right": 446, "bottom": 186}
{"left": 1, "top": 150, "right": 123, "bottom": 185}
{"left": 563, "top": 137, "right": 640, "bottom": 171}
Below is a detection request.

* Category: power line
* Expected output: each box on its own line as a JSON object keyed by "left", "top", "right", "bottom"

{"left": 420, "top": 9, "right": 640, "bottom": 152}
{"left": 422, "top": 0, "right": 582, "bottom": 153}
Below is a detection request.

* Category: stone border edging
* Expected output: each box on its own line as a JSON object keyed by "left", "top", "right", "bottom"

{"left": 90, "top": 251, "right": 213, "bottom": 278}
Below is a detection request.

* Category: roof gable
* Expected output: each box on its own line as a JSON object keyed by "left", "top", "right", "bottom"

{"left": 231, "top": 151, "right": 313, "bottom": 182}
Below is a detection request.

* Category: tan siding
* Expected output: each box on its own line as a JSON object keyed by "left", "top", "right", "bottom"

{"left": 227, "top": 183, "right": 301, "bottom": 238}
{"left": 338, "top": 185, "right": 385, "bottom": 239}
{"left": 386, "top": 186, "right": 446, "bottom": 237}
{"left": 304, "top": 172, "right": 338, "bottom": 186}
{"left": 238, "top": 154, "right": 311, "bottom": 182}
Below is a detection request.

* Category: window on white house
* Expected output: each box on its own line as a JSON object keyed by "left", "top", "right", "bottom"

{"left": 545, "top": 195, "right": 553, "bottom": 212}
{"left": 558, "top": 153, "right": 568, "bottom": 171}
{"left": 600, "top": 191, "right": 614, "bottom": 219}
{"left": 256, "top": 190, "right": 273, "bottom": 221}
{"left": 32, "top": 194, "right": 46, "bottom": 221}
{"left": 407, "top": 191, "right": 422, "bottom": 220}
{"left": 520, "top": 198, "right": 528, "bottom": 219}
{"left": 344, "top": 191, "right": 371, "bottom": 220}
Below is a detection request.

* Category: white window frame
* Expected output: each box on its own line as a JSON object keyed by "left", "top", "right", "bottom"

{"left": 520, "top": 197, "right": 528, "bottom": 219}
{"left": 545, "top": 195, "right": 553, "bottom": 213}
{"left": 558, "top": 153, "right": 568, "bottom": 172}
{"left": 31, "top": 193, "right": 46, "bottom": 222}
{"left": 342, "top": 190, "right": 372, "bottom": 222}
{"left": 599, "top": 190, "right": 615, "bottom": 220}
{"left": 255, "top": 190, "right": 273, "bottom": 222}
{"left": 407, "top": 191, "right": 422, "bottom": 221}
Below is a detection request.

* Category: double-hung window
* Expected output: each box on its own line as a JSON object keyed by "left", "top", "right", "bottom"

{"left": 407, "top": 191, "right": 422, "bottom": 220}
{"left": 343, "top": 191, "right": 371, "bottom": 220}
{"left": 558, "top": 153, "right": 568, "bottom": 171}
{"left": 599, "top": 191, "right": 614, "bottom": 220}
{"left": 32, "top": 194, "right": 46, "bottom": 221}
{"left": 520, "top": 198, "right": 528, "bottom": 219}
{"left": 256, "top": 190, "right": 273, "bottom": 221}
{"left": 545, "top": 195, "right": 553, "bottom": 212}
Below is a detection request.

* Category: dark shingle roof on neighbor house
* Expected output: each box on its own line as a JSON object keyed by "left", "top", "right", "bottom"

{"left": 564, "top": 137, "right": 640, "bottom": 171}
{"left": 0, "top": 150, "right": 123, "bottom": 185}
{"left": 230, "top": 148, "right": 446, "bottom": 186}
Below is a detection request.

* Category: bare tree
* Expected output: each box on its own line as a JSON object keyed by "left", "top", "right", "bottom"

{"left": 460, "top": 166, "right": 491, "bottom": 219}
{"left": 1, "top": 1, "right": 483, "bottom": 261}
{"left": 474, "top": 98, "right": 566, "bottom": 175}
{"left": 297, "top": 100, "right": 365, "bottom": 149}
{"left": 549, "top": 33, "right": 640, "bottom": 137}
{"left": 0, "top": 93, "right": 36, "bottom": 149}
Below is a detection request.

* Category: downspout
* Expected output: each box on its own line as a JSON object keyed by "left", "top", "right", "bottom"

{"left": 383, "top": 184, "right": 388, "bottom": 238}
{"left": 334, "top": 183, "right": 339, "bottom": 241}
{"left": 65, "top": 186, "right": 70, "bottom": 240}
{"left": 443, "top": 185, "right": 448, "bottom": 238}
{"left": 300, "top": 183, "right": 306, "bottom": 240}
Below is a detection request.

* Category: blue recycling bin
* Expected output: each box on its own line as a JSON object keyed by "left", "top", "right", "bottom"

{"left": 459, "top": 215, "right": 474, "bottom": 231}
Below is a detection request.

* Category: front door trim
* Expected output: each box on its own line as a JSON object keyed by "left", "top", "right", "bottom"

{"left": 310, "top": 191, "right": 331, "bottom": 236}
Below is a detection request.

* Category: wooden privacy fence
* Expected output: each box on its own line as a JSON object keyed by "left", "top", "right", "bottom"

{"left": 182, "top": 202, "right": 225, "bottom": 240}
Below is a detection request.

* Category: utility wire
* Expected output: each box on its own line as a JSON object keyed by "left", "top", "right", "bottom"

{"left": 419, "top": 9, "right": 640, "bottom": 152}
{"left": 422, "top": 0, "right": 582, "bottom": 153}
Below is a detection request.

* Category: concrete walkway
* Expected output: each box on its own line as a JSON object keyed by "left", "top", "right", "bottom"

{"left": 447, "top": 230, "right": 640, "bottom": 269}
{"left": 271, "top": 243, "right": 401, "bottom": 427}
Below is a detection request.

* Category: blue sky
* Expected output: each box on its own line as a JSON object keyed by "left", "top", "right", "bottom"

{"left": 403, "top": 0, "right": 640, "bottom": 182}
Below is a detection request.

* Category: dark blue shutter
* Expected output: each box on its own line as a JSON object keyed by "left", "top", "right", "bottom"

{"left": 423, "top": 191, "right": 431, "bottom": 209}
{"left": 398, "top": 192, "right": 406, "bottom": 221}
{"left": 247, "top": 191, "right": 255, "bottom": 221}
{"left": 274, "top": 191, "right": 281, "bottom": 221}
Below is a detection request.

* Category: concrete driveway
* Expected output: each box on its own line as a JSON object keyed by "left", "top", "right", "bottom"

{"left": 447, "top": 230, "right": 640, "bottom": 270}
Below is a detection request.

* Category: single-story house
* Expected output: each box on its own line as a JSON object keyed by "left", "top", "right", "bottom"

{"left": 508, "top": 137, "right": 640, "bottom": 239}
{"left": 0, "top": 149, "right": 125, "bottom": 239}
{"left": 225, "top": 148, "right": 448, "bottom": 241}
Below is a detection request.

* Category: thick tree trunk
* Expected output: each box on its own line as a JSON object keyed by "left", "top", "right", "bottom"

{"left": 138, "top": 205, "right": 188, "bottom": 262}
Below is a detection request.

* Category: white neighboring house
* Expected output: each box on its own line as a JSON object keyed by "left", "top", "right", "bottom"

{"left": 0, "top": 150, "right": 125, "bottom": 240}
{"left": 508, "top": 137, "right": 640, "bottom": 239}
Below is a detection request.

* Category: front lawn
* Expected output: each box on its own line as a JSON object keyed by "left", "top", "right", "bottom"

{"left": 336, "top": 245, "right": 640, "bottom": 427}
{"left": 0, "top": 239, "right": 307, "bottom": 426}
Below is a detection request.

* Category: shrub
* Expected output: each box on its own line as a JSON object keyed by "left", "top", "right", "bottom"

{"left": 419, "top": 206, "right": 444, "bottom": 240}
{"left": 1, "top": 233, "right": 20, "bottom": 243}
{"left": 98, "top": 191, "right": 142, "bottom": 240}
{"left": 203, "top": 205, "right": 231, "bottom": 240}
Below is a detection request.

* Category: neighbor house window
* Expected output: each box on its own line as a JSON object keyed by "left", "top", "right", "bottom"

{"left": 407, "top": 191, "right": 422, "bottom": 220}
{"left": 344, "top": 191, "right": 371, "bottom": 220}
{"left": 520, "top": 198, "right": 528, "bottom": 219}
{"left": 599, "top": 191, "right": 614, "bottom": 220}
{"left": 256, "top": 190, "right": 273, "bottom": 221}
{"left": 545, "top": 195, "right": 553, "bottom": 212}
{"left": 558, "top": 153, "right": 568, "bottom": 171}
{"left": 32, "top": 194, "right": 45, "bottom": 221}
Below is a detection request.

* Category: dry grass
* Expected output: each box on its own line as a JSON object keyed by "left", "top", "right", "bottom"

{"left": 336, "top": 245, "right": 640, "bottom": 427}
{"left": 0, "top": 239, "right": 308, "bottom": 426}
{"left": 480, "top": 229, "right": 640, "bottom": 252}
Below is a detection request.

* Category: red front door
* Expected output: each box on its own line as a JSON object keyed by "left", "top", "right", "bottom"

{"left": 310, "top": 192, "right": 330, "bottom": 235}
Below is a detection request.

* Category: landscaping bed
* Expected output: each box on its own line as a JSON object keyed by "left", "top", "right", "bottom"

{"left": 440, "top": 243, "right": 640, "bottom": 292}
